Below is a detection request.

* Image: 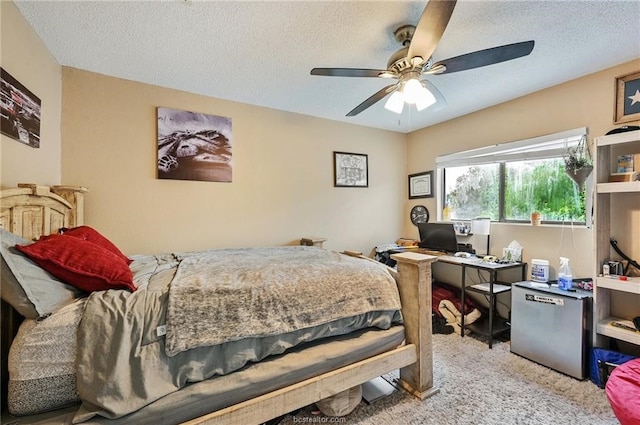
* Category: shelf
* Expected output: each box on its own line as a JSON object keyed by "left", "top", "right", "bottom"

{"left": 596, "top": 130, "right": 640, "bottom": 147}
{"left": 466, "top": 316, "right": 511, "bottom": 337}
{"left": 593, "top": 130, "right": 640, "bottom": 348}
{"left": 596, "top": 181, "right": 640, "bottom": 193}
{"left": 596, "top": 317, "right": 640, "bottom": 345}
{"left": 596, "top": 276, "right": 640, "bottom": 294}
{"left": 467, "top": 283, "right": 512, "bottom": 294}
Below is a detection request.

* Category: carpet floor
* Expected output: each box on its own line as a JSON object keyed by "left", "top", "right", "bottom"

{"left": 278, "top": 333, "right": 618, "bottom": 425}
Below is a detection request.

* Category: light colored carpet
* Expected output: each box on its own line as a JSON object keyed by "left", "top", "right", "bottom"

{"left": 279, "top": 334, "right": 618, "bottom": 425}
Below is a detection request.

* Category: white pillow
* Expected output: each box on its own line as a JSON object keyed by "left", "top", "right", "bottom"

{"left": 0, "top": 228, "right": 83, "bottom": 319}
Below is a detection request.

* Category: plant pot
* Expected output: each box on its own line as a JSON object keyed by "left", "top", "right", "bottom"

{"left": 530, "top": 211, "right": 541, "bottom": 225}
{"left": 565, "top": 164, "right": 593, "bottom": 191}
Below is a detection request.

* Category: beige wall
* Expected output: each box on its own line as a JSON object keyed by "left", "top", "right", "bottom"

{"left": 406, "top": 59, "right": 640, "bottom": 281}
{"left": 3, "top": 0, "right": 639, "bottom": 278}
{"left": 0, "top": 1, "right": 62, "bottom": 186}
{"left": 61, "top": 68, "right": 407, "bottom": 255}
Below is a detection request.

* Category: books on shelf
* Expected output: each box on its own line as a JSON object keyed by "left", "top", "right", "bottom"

{"left": 616, "top": 153, "right": 640, "bottom": 173}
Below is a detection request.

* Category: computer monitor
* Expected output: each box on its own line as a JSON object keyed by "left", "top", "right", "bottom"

{"left": 417, "top": 222, "right": 458, "bottom": 253}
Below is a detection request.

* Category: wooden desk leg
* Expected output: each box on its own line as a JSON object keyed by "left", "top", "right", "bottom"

{"left": 488, "top": 270, "right": 495, "bottom": 349}
{"left": 391, "top": 252, "right": 440, "bottom": 400}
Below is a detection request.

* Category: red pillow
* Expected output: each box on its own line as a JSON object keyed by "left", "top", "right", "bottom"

{"left": 16, "top": 234, "right": 136, "bottom": 293}
{"left": 61, "top": 226, "right": 132, "bottom": 264}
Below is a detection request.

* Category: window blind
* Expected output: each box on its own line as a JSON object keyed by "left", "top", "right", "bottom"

{"left": 435, "top": 127, "right": 588, "bottom": 168}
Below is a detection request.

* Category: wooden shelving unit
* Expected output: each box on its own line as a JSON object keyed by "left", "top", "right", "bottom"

{"left": 593, "top": 129, "right": 640, "bottom": 351}
{"left": 596, "top": 317, "right": 640, "bottom": 346}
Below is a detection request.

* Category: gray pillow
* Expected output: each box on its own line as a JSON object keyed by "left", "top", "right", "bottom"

{"left": 0, "top": 228, "right": 83, "bottom": 319}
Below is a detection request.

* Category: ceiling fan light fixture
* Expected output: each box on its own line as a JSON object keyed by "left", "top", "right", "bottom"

{"left": 310, "top": 0, "right": 535, "bottom": 118}
{"left": 402, "top": 78, "right": 424, "bottom": 104}
{"left": 384, "top": 91, "right": 405, "bottom": 114}
{"left": 415, "top": 85, "right": 436, "bottom": 111}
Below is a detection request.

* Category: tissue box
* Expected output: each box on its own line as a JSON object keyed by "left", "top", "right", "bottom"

{"left": 502, "top": 247, "right": 522, "bottom": 262}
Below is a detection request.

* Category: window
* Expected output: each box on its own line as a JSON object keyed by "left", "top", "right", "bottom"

{"left": 437, "top": 128, "right": 590, "bottom": 224}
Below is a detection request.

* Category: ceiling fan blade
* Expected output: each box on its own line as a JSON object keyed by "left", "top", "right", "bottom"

{"left": 407, "top": 0, "right": 457, "bottom": 63}
{"left": 346, "top": 84, "right": 397, "bottom": 117}
{"left": 310, "top": 68, "right": 388, "bottom": 78}
{"left": 432, "top": 40, "right": 535, "bottom": 74}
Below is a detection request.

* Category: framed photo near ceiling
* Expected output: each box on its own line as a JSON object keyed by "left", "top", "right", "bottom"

{"left": 334, "top": 151, "right": 368, "bottom": 187}
{"left": 0, "top": 67, "right": 41, "bottom": 148}
{"left": 408, "top": 171, "right": 434, "bottom": 199}
{"left": 614, "top": 70, "right": 640, "bottom": 124}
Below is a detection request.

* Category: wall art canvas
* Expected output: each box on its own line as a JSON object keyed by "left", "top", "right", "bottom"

{"left": 1, "top": 68, "right": 41, "bottom": 148}
{"left": 157, "top": 107, "right": 232, "bottom": 182}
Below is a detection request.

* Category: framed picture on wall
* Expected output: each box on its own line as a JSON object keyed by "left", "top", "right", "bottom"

{"left": 0, "top": 67, "right": 41, "bottom": 148}
{"left": 333, "top": 151, "right": 368, "bottom": 187}
{"left": 614, "top": 70, "right": 640, "bottom": 124}
{"left": 408, "top": 171, "right": 434, "bottom": 199}
{"left": 157, "top": 107, "right": 232, "bottom": 182}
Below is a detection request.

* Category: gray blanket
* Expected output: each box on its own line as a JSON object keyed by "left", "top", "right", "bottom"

{"left": 165, "top": 246, "right": 401, "bottom": 355}
{"left": 73, "top": 248, "right": 401, "bottom": 422}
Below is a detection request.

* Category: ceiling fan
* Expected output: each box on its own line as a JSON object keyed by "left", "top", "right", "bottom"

{"left": 310, "top": 0, "right": 534, "bottom": 116}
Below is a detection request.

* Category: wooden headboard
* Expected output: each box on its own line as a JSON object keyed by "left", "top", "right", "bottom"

{"left": 0, "top": 183, "right": 87, "bottom": 411}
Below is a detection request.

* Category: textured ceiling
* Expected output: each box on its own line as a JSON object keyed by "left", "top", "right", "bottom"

{"left": 14, "top": 0, "right": 640, "bottom": 134}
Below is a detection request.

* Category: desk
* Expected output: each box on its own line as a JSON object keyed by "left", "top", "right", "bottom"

{"left": 438, "top": 256, "right": 527, "bottom": 348}
{"left": 389, "top": 249, "right": 527, "bottom": 348}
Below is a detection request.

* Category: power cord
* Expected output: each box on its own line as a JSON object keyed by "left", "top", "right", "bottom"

{"left": 610, "top": 238, "right": 640, "bottom": 275}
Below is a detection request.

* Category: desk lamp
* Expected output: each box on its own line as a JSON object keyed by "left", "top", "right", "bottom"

{"left": 471, "top": 218, "right": 491, "bottom": 255}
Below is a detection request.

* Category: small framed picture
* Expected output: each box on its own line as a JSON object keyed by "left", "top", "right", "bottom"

{"left": 408, "top": 171, "right": 433, "bottom": 199}
{"left": 614, "top": 70, "right": 640, "bottom": 124}
{"left": 334, "top": 151, "right": 368, "bottom": 187}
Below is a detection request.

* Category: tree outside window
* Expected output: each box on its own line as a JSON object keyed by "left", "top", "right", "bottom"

{"left": 444, "top": 158, "right": 586, "bottom": 223}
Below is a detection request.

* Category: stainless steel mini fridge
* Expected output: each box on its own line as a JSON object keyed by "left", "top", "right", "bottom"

{"left": 510, "top": 281, "right": 592, "bottom": 379}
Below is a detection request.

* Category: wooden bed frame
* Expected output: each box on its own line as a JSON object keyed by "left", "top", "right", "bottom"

{"left": 0, "top": 184, "right": 438, "bottom": 424}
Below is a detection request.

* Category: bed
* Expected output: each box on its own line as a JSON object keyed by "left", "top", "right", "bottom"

{"left": 0, "top": 184, "right": 438, "bottom": 425}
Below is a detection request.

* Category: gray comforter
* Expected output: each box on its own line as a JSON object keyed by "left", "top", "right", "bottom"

{"left": 73, "top": 247, "right": 401, "bottom": 423}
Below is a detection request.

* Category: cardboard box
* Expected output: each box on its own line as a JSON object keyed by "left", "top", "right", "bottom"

{"left": 609, "top": 171, "right": 639, "bottom": 182}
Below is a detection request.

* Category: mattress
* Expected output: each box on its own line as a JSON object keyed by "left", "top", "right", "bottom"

{"left": 8, "top": 296, "right": 400, "bottom": 419}
{"left": 3, "top": 324, "right": 405, "bottom": 425}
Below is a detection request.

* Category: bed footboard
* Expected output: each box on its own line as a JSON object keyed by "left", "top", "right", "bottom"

{"left": 392, "top": 252, "right": 439, "bottom": 399}
{"left": 182, "top": 344, "right": 416, "bottom": 425}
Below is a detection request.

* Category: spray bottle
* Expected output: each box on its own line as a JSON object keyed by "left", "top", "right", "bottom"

{"left": 558, "top": 257, "right": 573, "bottom": 290}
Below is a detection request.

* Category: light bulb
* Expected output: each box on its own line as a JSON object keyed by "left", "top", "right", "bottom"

{"left": 402, "top": 79, "right": 423, "bottom": 104}
{"left": 384, "top": 90, "right": 404, "bottom": 114}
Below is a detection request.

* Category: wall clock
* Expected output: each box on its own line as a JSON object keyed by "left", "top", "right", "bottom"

{"left": 410, "top": 205, "right": 429, "bottom": 226}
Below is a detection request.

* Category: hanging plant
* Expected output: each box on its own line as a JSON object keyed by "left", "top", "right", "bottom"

{"left": 564, "top": 135, "right": 593, "bottom": 191}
